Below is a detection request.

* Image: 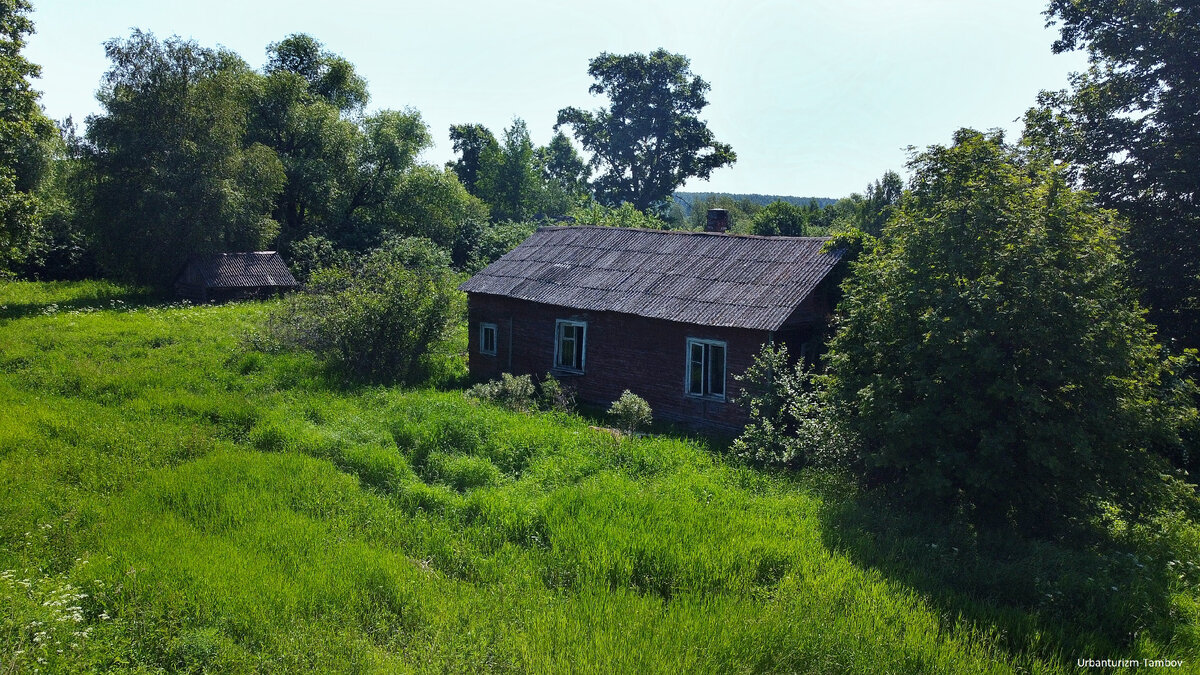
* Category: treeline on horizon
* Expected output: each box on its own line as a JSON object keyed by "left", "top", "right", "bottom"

{"left": 0, "top": 0, "right": 910, "bottom": 291}
{"left": 672, "top": 192, "right": 838, "bottom": 215}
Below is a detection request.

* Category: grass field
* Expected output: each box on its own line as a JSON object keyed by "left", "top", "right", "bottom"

{"left": 1, "top": 280, "right": 1197, "bottom": 673}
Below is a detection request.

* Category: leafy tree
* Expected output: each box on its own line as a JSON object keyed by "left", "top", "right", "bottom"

{"left": 447, "top": 123, "right": 500, "bottom": 199}
{"left": 265, "top": 33, "right": 367, "bottom": 113}
{"left": 733, "top": 344, "right": 848, "bottom": 470}
{"left": 87, "top": 31, "right": 285, "bottom": 285}
{"left": 802, "top": 172, "right": 903, "bottom": 238}
{"left": 268, "top": 236, "right": 464, "bottom": 383}
{"left": 749, "top": 201, "right": 809, "bottom": 237}
{"left": 556, "top": 49, "right": 736, "bottom": 211}
{"left": 22, "top": 118, "right": 97, "bottom": 279}
{"left": 248, "top": 62, "right": 357, "bottom": 245}
{"left": 381, "top": 165, "right": 489, "bottom": 268}
{"left": 0, "top": 0, "right": 54, "bottom": 274}
{"left": 330, "top": 108, "right": 432, "bottom": 244}
{"left": 491, "top": 118, "right": 541, "bottom": 222}
{"left": 1029, "top": 0, "right": 1200, "bottom": 349}
{"left": 568, "top": 202, "right": 667, "bottom": 230}
{"left": 856, "top": 170, "right": 903, "bottom": 237}
{"left": 448, "top": 120, "right": 580, "bottom": 223}
{"left": 824, "top": 129, "right": 1196, "bottom": 531}
{"left": 465, "top": 220, "right": 536, "bottom": 273}
{"left": 537, "top": 130, "right": 590, "bottom": 211}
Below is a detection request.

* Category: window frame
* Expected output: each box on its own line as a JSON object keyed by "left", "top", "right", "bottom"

{"left": 478, "top": 322, "right": 498, "bottom": 357}
{"left": 553, "top": 319, "right": 587, "bottom": 374}
{"left": 685, "top": 338, "right": 727, "bottom": 401}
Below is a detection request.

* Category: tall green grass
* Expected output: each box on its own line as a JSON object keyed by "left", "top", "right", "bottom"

{"left": 0, "top": 280, "right": 1195, "bottom": 673}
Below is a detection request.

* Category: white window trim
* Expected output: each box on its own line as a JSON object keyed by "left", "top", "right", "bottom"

{"left": 479, "top": 322, "right": 498, "bottom": 356}
{"left": 685, "top": 337, "right": 727, "bottom": 401}
{"left": 553, "top": 319, "right": 587, "bottom": 373}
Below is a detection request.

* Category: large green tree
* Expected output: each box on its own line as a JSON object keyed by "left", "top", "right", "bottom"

{"left": 87, "top": 31, "right": 285, "bottom": 285}
{"left": 446, "top": 122, "right": 499, "bottom": 198}
{"left": 264, "top": 33, "right": 367, "bottom": 113}
{"left": 491, "top": 118, "right": 541, "bottom": 222}
{"left": 556, "top": 49, "right": 736, "bottom": 211}
{"left": 1028, "top": 0, "right": 1200, "bottom": 350}
{"left": 447, "top": 120, "right": 581, "bottom": 222}
{"left": 327, "top": 108, "right": 433, "bottom": 248}
{"left": 0, "top": 0, "right": 54, "bottom": 273}
{"left": 749, "top": 201, "right": 809, "bottom": 237}
{"left": 824, "top": 129, "right": 1195, "bottom": 530}
{"left": 249, "top": 34, "right": 373, "bottom": 246}
{"left": 537, "top": 130, "right": 590, "bottom": 206}
{"left": 23, "top": 117, "right": 96, "bottom": 279}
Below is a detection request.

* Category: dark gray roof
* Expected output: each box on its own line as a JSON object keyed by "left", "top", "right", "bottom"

{"left": 183, "top": 251, "right": 298, "bottom": 289}
{"left": 459, "top": 226, "right": 843, "bottom": 331}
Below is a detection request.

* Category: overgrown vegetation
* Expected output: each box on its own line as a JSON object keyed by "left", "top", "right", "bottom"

{"left": 8, "top": 280, "right": 1192, "bottom": 671}
{"left": 731, "top": 130, "right": 1200, "bottom": 539}
{"left": 732, "top": 344, "right": 844, "bottom": 471}
{"left": 607, "top": 390, "right": 653, "bottom": 435}
{"left": 265, "top": 236, "right": 464, "bottom": 384}
{"left": 466, "top": 372, "right": 577, "bottom": 415}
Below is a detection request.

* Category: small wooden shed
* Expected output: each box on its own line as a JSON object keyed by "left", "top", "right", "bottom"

{"left": 174, "top": 251, "right": 299, "bottom": 303}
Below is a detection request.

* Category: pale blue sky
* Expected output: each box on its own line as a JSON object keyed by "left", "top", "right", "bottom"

{"left": 24, "top": 0, "right": 1087, "bottom": 198}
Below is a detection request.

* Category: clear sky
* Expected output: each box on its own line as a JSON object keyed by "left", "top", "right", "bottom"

{"left": 23, "top": 0, "right": 1088, "bottom": 199}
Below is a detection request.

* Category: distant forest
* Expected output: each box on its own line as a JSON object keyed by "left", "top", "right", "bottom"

{"left": 672, "top": 192, "right": 837, "bottom": 215}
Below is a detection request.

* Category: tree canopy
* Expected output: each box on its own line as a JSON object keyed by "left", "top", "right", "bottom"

{"left": 86, "top": 31, "right": 285, "bottom": 285}
{"left": 0, "top": 0, "right": 55, "bottom": 274}
{"left": 446, "top": 119, "right": 587, "bottom": 223}
{"left": 822, "top": 129, "right": 1195, "bottom": 530}
{"left": 1029, "top": 0, "right": 1200, "bottom": 350}
{"left": 556, "top": 49, "right": 736, "bottom": 212}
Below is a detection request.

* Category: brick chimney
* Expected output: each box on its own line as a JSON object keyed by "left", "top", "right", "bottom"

{"left": 705, "top": 208, "right": 729, "bottom": 233}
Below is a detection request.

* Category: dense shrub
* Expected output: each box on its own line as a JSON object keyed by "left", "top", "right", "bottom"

{"left": 537, "top": 372, "right": 576, "bottom": 414}
{"left": 608, "top": 390, "right": 652, "bottom": 435}
{"left": 286, "top": 234, "right": 348, "bottom": 283}
{"left": 568, "top": 202, "right": 667, "bottom": 230}
{"left": 267, "top": 236, "right": 464, "bottom": 384}
{"left": 464, "top": 220, "right": 537, "bottom": 274}
{"left": 733, "top": 344, "right": 847, "bottom": 470}
{"left": 466, "top": 373, "right": 536, "bottom": 412}
{"left": 822, "top": 129, "right": 1199, "bottom": 531}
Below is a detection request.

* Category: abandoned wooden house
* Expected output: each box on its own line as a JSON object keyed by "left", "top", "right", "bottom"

{"left": 459, "top": 213, "right": 845, "bottom": 430}
{"left": 174, "top": 251, "right": 299, "bottom": 303}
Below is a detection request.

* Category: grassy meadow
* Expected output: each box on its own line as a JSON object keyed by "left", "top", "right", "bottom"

{"left": 0, "top": 280, "right": 1197, "bottom": 673}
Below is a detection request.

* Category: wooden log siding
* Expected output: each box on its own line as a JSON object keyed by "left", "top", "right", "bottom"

{"left": 468, "top": 294, "right": 822, "bottom": 431}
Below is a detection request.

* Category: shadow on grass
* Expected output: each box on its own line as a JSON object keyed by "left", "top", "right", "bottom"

{"left": 815, "top": 488, "right": 1190, "bottom": 665}
{"left": 0, "top": 283, "right": 161, "bottom": 320}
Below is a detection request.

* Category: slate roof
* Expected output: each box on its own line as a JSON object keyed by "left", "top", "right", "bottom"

{"left": 459, "top": 226, "right": 844, "bottom": 331}
{"left": 181, "top": 251, "right": 298, "bottom": 289}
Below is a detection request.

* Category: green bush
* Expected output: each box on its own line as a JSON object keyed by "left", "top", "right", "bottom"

{"left": 465, "top": 221, "right": 537, "bottom": 274}
{"left": 608, "top": 390, "right": 652, "bottom": 435}
{"left": 568, "top": 202, "right": 667, "bottom": 230}
{"left": 286, "top": 234, "right": 349, "bottom": 283}
{"left": 267, "top": 237, "right": 464, "bottom": 384}
{"left": 466, "top": 373, "right": 536, "bottom": 412}
{"left": 538, "top": 372, "right": 576, "bottom": 413}
{"left": 823, "top": 129, "right": 1199, "bottom": 530}
{"left": 733, "top": 344, "right": 847, "bottom": 470}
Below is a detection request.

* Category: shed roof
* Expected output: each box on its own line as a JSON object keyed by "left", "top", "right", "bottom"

{"left": 459, "top": 226, "right": 843, "bottom": 331}
{"left": 181, "top": 251, "right": 299, "bottom": 289}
